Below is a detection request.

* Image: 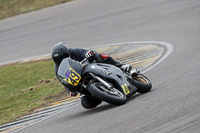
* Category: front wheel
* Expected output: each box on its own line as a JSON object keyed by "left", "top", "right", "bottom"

{"left": 87, "top": 82, "right": 126, "bottom": 105}
{"left": 131, "top": 74, "right": 152, "bottom": 93}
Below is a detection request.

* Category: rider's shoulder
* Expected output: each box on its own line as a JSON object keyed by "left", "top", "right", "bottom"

{"left": 70, "top": 48, "right": 88, "bottom": 54}
{"left": 70, "top": 48, "right": 87, "bottom": 51}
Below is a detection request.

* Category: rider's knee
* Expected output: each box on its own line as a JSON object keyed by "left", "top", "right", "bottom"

{"left": 81, "top": 95, "right": 102, "bottom": 109}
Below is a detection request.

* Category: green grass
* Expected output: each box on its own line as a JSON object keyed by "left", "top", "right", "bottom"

{"left": 0, "top": 0, "right": 74, "bottom": 125}
{"left": 0, "top": 60, "right": 67, "bottom": 125}
{"left": 0, "top": 0, "right": 73, "bottom": 20}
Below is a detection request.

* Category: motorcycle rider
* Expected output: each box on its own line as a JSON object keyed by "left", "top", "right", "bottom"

{"left": 51, "top": 42, "right": 132, "bottom": 109}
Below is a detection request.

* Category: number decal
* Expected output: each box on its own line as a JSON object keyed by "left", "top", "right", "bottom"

{"left": 121, "top": 83, "right": 130, "bottom": 95}
{"left": 64, "top": 67, "right": 81, "bottom": 86}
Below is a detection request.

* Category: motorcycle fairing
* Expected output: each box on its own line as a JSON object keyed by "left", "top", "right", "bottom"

{"left": 58, "top": 58, "right": 83, "bottom": 91}
{"left": 82, "top": 63, "right": 137, "bottom": 97}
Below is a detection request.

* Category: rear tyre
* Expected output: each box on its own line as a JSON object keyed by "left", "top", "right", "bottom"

{"left": 131, "top": 74, "right": 152, "bottom": 93}
{"left": 88, "top": 82, "right": 126, "bottom": 105}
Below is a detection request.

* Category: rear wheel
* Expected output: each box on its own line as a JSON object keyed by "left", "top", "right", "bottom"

{"left": 131, "top": 74, "right": 152, "bottom": 93}
{"left": 88, "top": 82, "right": 126, "bottom": 105}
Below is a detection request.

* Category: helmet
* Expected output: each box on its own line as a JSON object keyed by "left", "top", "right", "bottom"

{"left": 51, "top": 42, "right": 69, "bottom": 65}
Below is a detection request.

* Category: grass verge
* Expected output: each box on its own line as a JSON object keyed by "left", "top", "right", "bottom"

{"left": 0, "top": 0, "right": 73, "bottom": 20}
{"left": 0, "top": 0, "right": 75, "bottom": 124}
{"left": 0, "top": 60, "right": 67, "bottom": 125}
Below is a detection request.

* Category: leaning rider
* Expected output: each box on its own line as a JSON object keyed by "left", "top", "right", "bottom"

{"left": 51, "top": 42, "right": 132, "bottom": 109}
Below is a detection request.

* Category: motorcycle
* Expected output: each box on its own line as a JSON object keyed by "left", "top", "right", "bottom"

{"left": 57, "top": 58, "right": 152, "bottom": 105}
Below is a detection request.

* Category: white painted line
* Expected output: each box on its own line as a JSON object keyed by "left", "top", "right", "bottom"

{"left": 12, "top": 100, "right": 80, "bottom": 133}
{"left": 140, "top": 41, "right": 173, "bottom": 73}
{"left": 0, "top": 54, "right": 51, "bottom": 66}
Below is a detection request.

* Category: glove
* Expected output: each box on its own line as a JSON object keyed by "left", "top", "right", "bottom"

{"left": 85, "top": 50, "right": 95, "bottom": 60}
{"left": 121, "top": 64, "right": 132, "bottom": 73}
{"left": 70, "top": 92, "right": 78, "bottom": 97}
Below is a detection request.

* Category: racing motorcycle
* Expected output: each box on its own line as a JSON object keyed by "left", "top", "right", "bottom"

{"left": 57, "top": 58, "right": 152, "bottom": 105}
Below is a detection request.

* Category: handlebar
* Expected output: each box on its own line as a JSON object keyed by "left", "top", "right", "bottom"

{"left": 80, "top": 58, "right": 88, "bottom": 64}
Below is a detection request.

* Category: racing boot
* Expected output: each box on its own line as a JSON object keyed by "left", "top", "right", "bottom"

{"left": 121, "top": 64, "right": 132, "bottom": 73}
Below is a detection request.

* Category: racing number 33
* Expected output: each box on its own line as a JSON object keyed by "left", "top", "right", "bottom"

{"left": 121, "top": 83, "right": 130, "bottom": 95}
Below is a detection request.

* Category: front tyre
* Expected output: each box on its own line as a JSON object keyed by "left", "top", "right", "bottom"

{"left": 88, "top": 82, "right": 126, "bottom": 105}
{"left": 132, "top": 74, "right": 152, "bottom": 93}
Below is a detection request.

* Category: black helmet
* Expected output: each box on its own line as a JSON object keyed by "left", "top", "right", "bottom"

{"left": 51, "top": 42, "right": 69, "bottom": 65}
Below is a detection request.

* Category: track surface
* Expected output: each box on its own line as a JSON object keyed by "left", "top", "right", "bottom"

{"left": 1, "top": 0, "right": 200, "bottom": 132}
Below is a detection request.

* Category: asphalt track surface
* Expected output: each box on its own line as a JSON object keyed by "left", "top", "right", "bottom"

{"left": 0, "top": 0, "right": 200, "bottom": 133}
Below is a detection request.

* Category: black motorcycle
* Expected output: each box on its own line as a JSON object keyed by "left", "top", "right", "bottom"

{"left": 57, "top": 58, "right": 152, "bottom": 105}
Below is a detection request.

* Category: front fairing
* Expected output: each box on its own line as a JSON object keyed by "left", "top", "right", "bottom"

{"left": 58, "top": 58, "right": 83, "bottom": 92}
